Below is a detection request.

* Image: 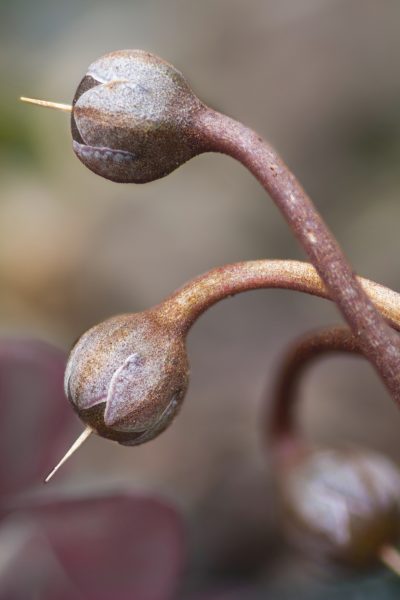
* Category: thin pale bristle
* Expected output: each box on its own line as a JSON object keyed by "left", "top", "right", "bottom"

{"left": 44, "top": 427, "right": 92, "bottom": 483}
{"left": 380, "top": 545, "right": 400, "bottom": 577}
{"left": 20, "top": 97, "right": 72, "bottom": 113}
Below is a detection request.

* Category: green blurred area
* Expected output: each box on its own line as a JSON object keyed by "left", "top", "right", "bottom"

{"left": 0, "top": 101, "right": 39, "bottom": 167}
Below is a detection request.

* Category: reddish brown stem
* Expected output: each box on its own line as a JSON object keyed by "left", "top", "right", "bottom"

{"left": 193, "top": 108, "right": 400, "bottom": 406}
{"left": 267, "top": 318, "right": 400, "bottom": 463}
{"left": 268, "top": 326, "right": 360, "bottom": 453}
{"left": 159, "top": 260, "right": 400, "bottom": 334}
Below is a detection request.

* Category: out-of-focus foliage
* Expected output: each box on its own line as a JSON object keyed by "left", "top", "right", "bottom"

{"left": 0, "top": 339, "right": 73, "bottom": 496}
{"left": 284, "top": 572, "right": 400, "bottom": 600}
{"left": 0, "top": 339, "right": 185, "bottom": 599}
{"left": 0, "top": 104, "right": 38, "bottom": 167}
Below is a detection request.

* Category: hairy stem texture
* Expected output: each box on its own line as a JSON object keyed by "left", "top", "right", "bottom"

{"left": 162, "top": 260, "right": 400, "bottom": 336}
{"left": 194, "top": 109, "right": 400, "bottom": 406}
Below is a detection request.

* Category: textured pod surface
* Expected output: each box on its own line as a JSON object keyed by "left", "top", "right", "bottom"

{"left": 280, "top": 447, "right": 400, "bottom": 567}
{"left": 65, "top": 311, "right": 189, "bottom": 444}
{"left": 71, "top": 49, "right": 204, "bottom": 183}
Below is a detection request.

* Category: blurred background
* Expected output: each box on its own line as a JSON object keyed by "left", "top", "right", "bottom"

{"left": 1, "top": 0, "right": 400, "bottom": 596}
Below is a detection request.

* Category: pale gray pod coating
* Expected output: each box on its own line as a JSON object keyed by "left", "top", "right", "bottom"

{"left": 71, "top": 49, "right": 205, "bottom": 183}
{"left": 281, "top": 447, "right": 400, "bottom": 567}
{"left": 64, "top": 311, "right": 189, "bottom": 445}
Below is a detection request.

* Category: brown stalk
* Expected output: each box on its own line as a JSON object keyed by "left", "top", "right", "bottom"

{"left": 193, "top": 108, "right": 400, "bottom": 406}
{"left": 267, "top": 325, "right": 360, "bottom": 451}
{"left": 160, "top": 259, "right": 400, "bottom": 334}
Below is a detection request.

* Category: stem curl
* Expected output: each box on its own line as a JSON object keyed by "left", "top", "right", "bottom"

{"left": 268, "top": 325, "right": 360, "bottom": 456}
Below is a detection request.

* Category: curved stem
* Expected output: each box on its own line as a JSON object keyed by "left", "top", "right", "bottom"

{"left": 193, "top": 108, "right": 400, "bottom": 406}
{"left": 268, "top": 326, "right": 360, "bottom": 454}
{"left": 267, "top": 320, "right": 400, "bottom": 464}
{"left": 264, "top": 325, "right": 400, "bottom": 568}
{"left": 159, "top": 260, "right": 400, "bottom": 334}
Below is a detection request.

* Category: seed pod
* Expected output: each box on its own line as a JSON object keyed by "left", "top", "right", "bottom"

{"left": 64, "top": 310, "right": 189, "bottom": 445}
{"left": 71, "top": 49, "right": 205, "bottom": 183}
{"left": 280, "top": 447, "right": 400, "bottom": 568}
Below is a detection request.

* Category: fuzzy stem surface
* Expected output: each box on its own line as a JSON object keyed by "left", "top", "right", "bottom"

{"left": 193, "top": 109, "right": 400, "bottom": 406}
{"left": 160, "top": 260, "right": 400, "bottom": 335}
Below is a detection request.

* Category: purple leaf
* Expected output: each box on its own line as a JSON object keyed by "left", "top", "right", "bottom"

{"left": 0, "top": 492, "right": 185, "bottom": 600}
{"left": 188, "top": 587, "right": 261, "bottom": 600}
{"left": 0, "top": 339, "right": 76, "bottom": 497}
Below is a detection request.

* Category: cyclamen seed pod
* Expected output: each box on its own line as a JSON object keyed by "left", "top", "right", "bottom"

{"left": 21, "top": 50, "right": 400, "bottom": 406}
{"left": 269, "top": 327, "right": 400, "bottom": 569}
{"left": 64, "top": 261, "right": 400, "bottom": 447}
{"left": 71, "top": 49, "right": 205, "bottom": 183}
{"left": 280, "top": 447, "right": 400, "bottom": 567}
{"left": 51, "top": 262, "right": 400, "bottom": 482}
{"left": 64, "top": 310, "right": 189, "bottom": 445}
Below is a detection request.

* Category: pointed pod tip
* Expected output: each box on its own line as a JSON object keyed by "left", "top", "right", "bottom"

{"left": 44, "top": 426, "right": 93, "bottom": 484}
{"left": 20, "top": 96, "right": 72, "bottom": 113}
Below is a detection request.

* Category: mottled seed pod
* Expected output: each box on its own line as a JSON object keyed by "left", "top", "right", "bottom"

{"left": 71, "top": 49, "right": 205, "bottom": 183}
{"left": 64, "top": 310, "right": 189, "bottom": 445}
{"left": 280, "top": 447, "right": 400, "bottom": 568}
